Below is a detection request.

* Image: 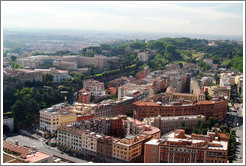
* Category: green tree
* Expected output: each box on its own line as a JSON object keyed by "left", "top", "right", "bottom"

{"left": 43, "top": 74, "right": 53, "bottom": 85}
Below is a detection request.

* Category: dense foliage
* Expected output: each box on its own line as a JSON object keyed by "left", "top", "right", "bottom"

{"left": 3, "top": 84, "right": 65, "bottom": 128}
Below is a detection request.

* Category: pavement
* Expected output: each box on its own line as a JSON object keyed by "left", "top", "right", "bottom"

{"left": 233, "top": 103, "right": 243, "bottom": 163}
{"left": 6, "top": 133, "right": 88, "bottom": 163}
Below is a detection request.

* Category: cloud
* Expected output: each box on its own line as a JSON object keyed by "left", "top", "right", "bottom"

{"left": 1, "top": 1, "right": 243, "bottom": 36}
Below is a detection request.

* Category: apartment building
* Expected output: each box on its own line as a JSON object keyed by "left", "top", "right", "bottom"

{"left": 55, "top": 115, "right": 161, "bottom": 161}
{"left": 112, "top": 134, "right": 151, "bottom": 162}
{"left": 220, "top": 73, "right": 236, "bottom": 86}
{"left": 78, "top": 88, "right": 91, "bottom": 104}
{"left": 190, "top": 78, "right": 200, "bottom": 94}
{"left": 83, "top": 79, "right": 105, "bottom": 97}
{"left": 39, "top": 103, "right": 77, "bottom": 136}
{"left": 118, "top": 83, "right": 154, "bottom": 100}
{"left": 81, "top": 131, "right": 102, "bottom": 156}
{"left": 204, "top": 86, "right": 231, "bottom": 99}
{"left": 143, "top": 115, "right": 206, "bottom": 135}
{"left": 94, "top": 98, "right": 134, "bottom": 118}
{"left": 165, "top": 86, "right": 205, "bottom": 102}
{"left": 56, "top": 125, "right": 84, "bottom": 155}
{"left": 144, "top": 129, "right": 229, "bottom": 163}
{"left": 133, "top": 97, "right": 228, "bottom": 121}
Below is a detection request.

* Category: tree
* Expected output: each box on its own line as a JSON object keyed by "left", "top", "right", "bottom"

{"left": 197, "top": 61, "right": 211, "bottom": 71}
{"left": 205, "top": 91, "right": 211, "bottom": 100}
{"left": 10, "top": 55, "right": 17, "bottom": 62}
{"left": 43, "top": 74, "right": 53, "bottom": 85}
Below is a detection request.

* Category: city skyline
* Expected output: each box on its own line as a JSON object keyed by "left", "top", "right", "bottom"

{"left": 2, "top": 1, "right": 244, "bottom": 36}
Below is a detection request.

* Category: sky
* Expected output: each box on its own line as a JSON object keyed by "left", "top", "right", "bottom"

{"left": 2, "top": 1, "right": 244, "bottom": 36}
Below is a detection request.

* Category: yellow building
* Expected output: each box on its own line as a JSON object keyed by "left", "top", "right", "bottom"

{"left": 235, "top": 74, "right": 243, "bottom": 85}
{"left": 112, "top": 134, "right": 151, "bottom": 162}
{"left": 40, "top": 103, "right": 77, "bottom": 136}
{"left": 59, "top": 112, "right": 77, "bottom": 126}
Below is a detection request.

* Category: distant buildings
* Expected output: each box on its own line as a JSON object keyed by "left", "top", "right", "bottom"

{"left": 144, "top": 129, "right": 229, "bottom": 163}
{"left": 61, "top": 55, "right": 119, "bottom": 68}
{"left": 3, "top": 68, "right": 43, "bottom": 83}
{"left": 34, "top": 68, "right": 72, "bottom": 82}
{"left": 203, "top": 58, "right": 213, "bottom": 67}
{"left": 16, "top": 54, "right": 119, "bottom": 69}
{"left": 137, "top": 52, "right": 149, "bottom": 62}
{"left": 53, "top": 61, "right": 78, "bottom": 70}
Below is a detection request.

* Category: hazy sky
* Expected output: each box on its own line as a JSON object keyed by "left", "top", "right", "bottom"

{"left": 2, "top": 1, "right": 244, "bottom": 36}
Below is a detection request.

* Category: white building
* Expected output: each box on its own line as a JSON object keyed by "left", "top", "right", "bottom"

{"left": 137, "top": 52, "right": 149, "bottom": 62}
{"left": 39, "top": 103, "right": 67, "bottom": 135}
{"left": 83, "top": 79, "right": 105, "bottom": 96}
{"left": 35, "top": 68, "right": 72, "bottom": 82}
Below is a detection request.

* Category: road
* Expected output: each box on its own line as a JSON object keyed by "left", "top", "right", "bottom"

{"left": 6, "top": 133, "right": 88, "bottom": 163}
{"left": 233, "top": 103, "right": 243, "bottom": 163}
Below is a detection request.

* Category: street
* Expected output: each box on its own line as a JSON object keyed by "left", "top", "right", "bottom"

{"left": 233, "top": 103, "right": 243, "bottom": 163}
{"left": 6, "top": 133, "right": 88, "bottom": 163}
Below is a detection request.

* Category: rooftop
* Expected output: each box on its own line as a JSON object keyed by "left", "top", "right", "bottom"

{"left": 25, "top": 152, "right": 51, "bottom": 163}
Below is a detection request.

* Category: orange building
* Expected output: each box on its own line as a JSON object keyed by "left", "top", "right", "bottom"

{"left": 78, "top": 88, "right": 91, "bottom": 104}
{"left": 133, "top": 98, "right": 227, "bottom": 121}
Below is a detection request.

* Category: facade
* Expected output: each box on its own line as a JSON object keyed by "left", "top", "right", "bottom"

{"left": 53, "top": 61, "right": 78, "bottom": 70}
{"left": 94, "top": 98, "right": 134, "bottom": 118}
{"left": 136, "top": 66, "right": 150, "bottom": 80}
{"left": 204, "top": 86, "right": 231, "bottom": 99}
{"left": 144, "top": 129, "right": 229, "bottom": 163}
{"left": 118, "top": 83, "right": 154, "bottom": 100}
{"left": 220, "top": 73, "right": 236, "bottom": 87}
{"left": 78, "top": 88, "right": 91, "bottom": 104}
{"left": 3, "top": 68, "right": 43, "bottom": 83}
{"left": 57, "top": 125, "right": 84, "bottom": 155}
{"left": 190, "top": 78, "right": 200, "bottom": 94}
{"left": 39, "top": 103, "right": 77, "bottom": 136}
{"left": 133, "top": 97, "right": 228, "bottom": 121}
{"left": 165, "top": 86, "right": 205, "bottom": 102}
{"left": 61, "top": 55, "right": 119, "bottom": 68}
{"left": 83, "top": 79, "right": 105, "bottom": 97}
{"left": 203, "top": 58, "right": 213, "bottom": 67}
{"left": 143, "top": 115, "right": 206, "bottom": 135}
{"left": 137, "top": 52, "right": 149, "bottom": 62}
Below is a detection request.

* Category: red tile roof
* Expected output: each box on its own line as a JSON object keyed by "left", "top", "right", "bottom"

{"left": 133, "top": 101, "right": 160, "bottom": 107}
{"left": 3, "top": 140, "right": 31, "bottom": 158}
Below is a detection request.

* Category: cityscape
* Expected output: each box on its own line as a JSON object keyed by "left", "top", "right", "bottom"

{"left": 1, "top": 1, "right": 244, "bottom": 165}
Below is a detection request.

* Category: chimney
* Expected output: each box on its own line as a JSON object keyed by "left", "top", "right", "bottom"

{"left": 15, "top": 140, "right": 19, "bottom": 145}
